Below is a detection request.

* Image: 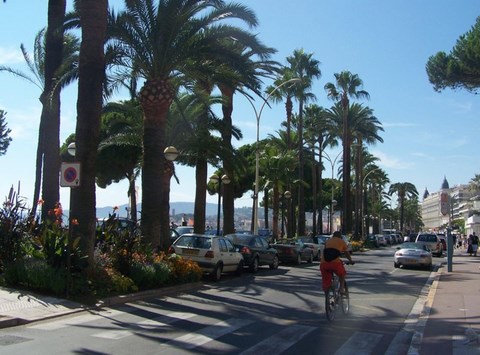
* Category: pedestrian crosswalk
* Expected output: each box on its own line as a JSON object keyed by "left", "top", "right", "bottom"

{"left": 20, "top": 303, "right": 388, "bottom": 354}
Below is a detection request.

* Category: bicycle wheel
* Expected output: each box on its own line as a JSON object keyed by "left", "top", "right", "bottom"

{"left": 325, "top": 276, "right": 339, "bottom": 321}
{"left": 341, "top": 281, "right": 350, "bottom": 315}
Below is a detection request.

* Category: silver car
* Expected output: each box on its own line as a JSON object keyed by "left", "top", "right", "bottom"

{"left": 394, "top": 242, "right": 433, "bottom": 270}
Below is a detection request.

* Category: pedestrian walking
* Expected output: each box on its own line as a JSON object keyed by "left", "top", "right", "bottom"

{"left": 467, "top": 234, "right": 473, "bottom": 255}
{"left": 472, "top": 232, "right": 479, "bottom": 256}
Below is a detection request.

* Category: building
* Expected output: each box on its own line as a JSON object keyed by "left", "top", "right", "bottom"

{"left": 421, "top": 176, "right": 480, "bottom": 234}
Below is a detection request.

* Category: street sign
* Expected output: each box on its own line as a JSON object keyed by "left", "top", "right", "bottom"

{"left": 60, "top": 163, "right": 81, "bottom": 187}
{"left": 440, "top": 192, "right": 449, "bottom": 216}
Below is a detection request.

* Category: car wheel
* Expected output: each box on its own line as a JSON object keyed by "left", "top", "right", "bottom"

{"left": 269, "top": 255, "right": 279, "bottom": 270}
{"left": 249, "top": 257, "right": 259, "bottom": 273}
{"left": 307, "top": 252, "right": 313, "bottom": 264}
{"left": 236, "top": 259, "right": 244, "bottom": 276}
{"left": 296, "top": 254, "right": 302, "bottom": 265}
{"left": 426, "top": 263, "right": 433, "bottom": 271}
{"left": 211, "top": 263, "right": 223, "bottom": 281}
{"left": 394, "top": 261, "right": 399, "bottom": 268}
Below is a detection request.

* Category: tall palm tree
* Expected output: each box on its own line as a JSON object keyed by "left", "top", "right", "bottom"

{"left": 303, "top": 104, "right": 337, "bottom": 234}
{"left": 0, "top": 27, "right": 78, "bottom": 219}
{"left": 109, "top": 0, "right": 266, "bottom": 250}
{"left": 349, "top": 104, "right": 384, "bottom": 237}
{"left": 388, "top": 182, "right": 418, "bottom": 234}
{"left": 214, "top": 40, "right": 279, "bottom": 235}
{"left": 70, "top": 0, "right": 108, "bottom": 270}
{"left": 286, "top": 49, "right": 321, "bottom": 236}
{"left": 324, "top": 71, "right": 369, "bottom": 235}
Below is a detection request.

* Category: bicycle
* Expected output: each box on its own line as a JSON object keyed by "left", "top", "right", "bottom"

{"left": 325, "top": 261, "right": 353, "bottom": 321}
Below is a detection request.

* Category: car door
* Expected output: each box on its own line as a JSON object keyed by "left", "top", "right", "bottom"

{"left": 256, "top": 236, "right": 272, "bottom": 265}
{"left": 220, "top": 238, "right": 239, "bottom": 271}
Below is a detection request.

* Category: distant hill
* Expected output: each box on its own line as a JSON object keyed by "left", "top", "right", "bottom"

{"left": 94, "top": 202, "right": 254, "bottom": 220}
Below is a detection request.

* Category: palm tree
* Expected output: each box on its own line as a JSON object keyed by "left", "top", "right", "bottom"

{"left": 303, "top": 104, "right": 337, "bottom": 234}
{"left": 286, "top": 49, "right": 321, "bottom": 236}
{"left": 388, "top": 182, "right": 419, "bottom": 234}
{"left": 109, "top": 0, "right": 266, "bottom": 250}
{"left": 70, "top": 0, "right": 108, "bottom": 270}
{"left": 97, "top": 98, "right": 143, "bottom": 223}
{"left": 216, "top": 42, "right": 279, "bottom": 236}
{"left": 349, "top": 104, "right": 384, "bottom": 237}
{"left": 324, "top": 71, "right": 369, "bottom": 235}
{"left": 0, "top": 27, "right": 79, "bottom": 220}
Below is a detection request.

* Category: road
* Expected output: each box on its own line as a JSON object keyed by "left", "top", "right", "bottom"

{"left": 0, "top": 246, "right": 442, "bottom": 354}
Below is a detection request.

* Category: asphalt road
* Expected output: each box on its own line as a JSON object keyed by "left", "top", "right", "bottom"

{"left": 0, "top": 246, "right": 441, "bottom": 354}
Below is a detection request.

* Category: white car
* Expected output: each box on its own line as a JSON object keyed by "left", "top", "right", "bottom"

{"left": 168, "top": 233, "right": 244, "bottom": 281}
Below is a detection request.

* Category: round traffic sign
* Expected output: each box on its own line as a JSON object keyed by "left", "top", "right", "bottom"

{"left": 64, "top": 166, "right": 78, "bottom": 183}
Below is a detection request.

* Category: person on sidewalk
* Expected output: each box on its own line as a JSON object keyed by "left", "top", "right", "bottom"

{"left": 471, "top": 232, "right": 479, "bottom": 256}
{"left": 467, "top": 234, "right": 473, "bottom": 256}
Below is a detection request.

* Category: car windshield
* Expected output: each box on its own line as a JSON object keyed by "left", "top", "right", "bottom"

{"left": 225, "top": 234, "right": 252, "bottom": 245}
{"left": 175, "top": 235, "right": 212, "bottom": 249}
{"left": 418, "top": 235, "right": 437, "bottom": 242}
{"left": 402, "top": 242, "right": 425, "bottom": 250}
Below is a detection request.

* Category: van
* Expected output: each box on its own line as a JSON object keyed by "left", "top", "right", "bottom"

{"left": 415, "top": 233, "right": 443, "bottom": 257}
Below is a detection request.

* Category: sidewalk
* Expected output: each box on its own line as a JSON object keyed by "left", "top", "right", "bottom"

{"left": 417, "top": 247, "right": 480, "bottom": 354}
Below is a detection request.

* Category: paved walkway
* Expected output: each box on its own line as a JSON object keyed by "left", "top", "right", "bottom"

{"left": 0, "top": 248, "right": 479, "bottom": 354}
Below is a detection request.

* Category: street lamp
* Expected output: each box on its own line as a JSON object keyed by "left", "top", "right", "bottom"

{"left": 244, "top": 78, "right": 301, "bottom": 235}
{"left": 209, "top": 173, "right": 230, "bottom": 236}
{"left": 164, "top": 146, "right": 179, "bottom": 161}
{"left": 361, "top": 167, "right": 382, "bottom": 238}
{"left": 322, "top": 151, "right": 342, "bottom": 234}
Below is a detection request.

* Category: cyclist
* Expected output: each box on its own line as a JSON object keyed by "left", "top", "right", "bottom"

{"left": 320, "top": 231, "right": 354, "bottom": 295}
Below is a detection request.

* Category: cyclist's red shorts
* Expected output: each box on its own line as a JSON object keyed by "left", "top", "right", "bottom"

{"left": 320, "top": 261, "right": 346, "bottom": 291}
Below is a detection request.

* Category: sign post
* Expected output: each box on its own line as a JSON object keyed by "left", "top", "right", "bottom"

{"left": 441, "top": 191, "right": 453, "bottom": 272}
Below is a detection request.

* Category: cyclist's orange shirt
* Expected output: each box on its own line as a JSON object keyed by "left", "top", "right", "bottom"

{"left": 321, "top": 237, "right": 347, "bottom": 263}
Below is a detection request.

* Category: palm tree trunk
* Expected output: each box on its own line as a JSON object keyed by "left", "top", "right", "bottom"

{"left": 220, "top": 86, "right": 235, "bottom": 235}
{"left": 40, "top": 0, "right": 65, "bottom": 221}
{"left": 194, "top": 156, "right": 208, "bottom": 234}
{"left": 72, "top": 0, "right": 108, "bottom": 271}
{"left": 297, "top": 101, "right": 305, "bottom": 235}
{"left": 272, "top": 185, "right": 279, "bottom": 240}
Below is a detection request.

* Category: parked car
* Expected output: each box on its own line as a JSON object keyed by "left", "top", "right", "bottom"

{"left": 272, "top": 238, "right": 314, "bottom": 265}
{"left": 394, "top": 242, "right": 433, "bottom": 270}
{"left": 415, "top": 232, "right": 443, "bottom": 257}
{"left": 257, "top": 228, "right": 274, "bottom": 242}
{"left": 175, "top": 226, "right": 194, "bottom": 236}
{"left": 298, "top": 235, "right": 322, "bottom": 260}
{"left": 225, "top": 234, "right": 279, "bottom": 272}
{"left": 404, "top": 233, "right": 417, "bottom": 242}
{"left": 365, "top": 234, "right": 379, "bottom": 248}
{"left": 168, "top": 233, "right": 244, "bottom": 281}
{"left": 437, "top": 233, "right": 447, "bottom": 251}
{"left": 376, "top": 235, "right": 388, "bottom": 247}
{"left": 96, "top": 216, "right": 139, "bottom": 244}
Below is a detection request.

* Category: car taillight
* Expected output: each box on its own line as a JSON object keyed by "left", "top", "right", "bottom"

{"left": 167, "top": 246, "right": 175, "bottom": 254}
{"left": 205, "top": 250, "right": 214, "bottom": 258}
{"left": 241, "top": 246, "right": 252, "bottom": 254}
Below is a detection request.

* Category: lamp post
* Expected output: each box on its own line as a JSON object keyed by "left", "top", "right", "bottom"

{"left": 209, "top": 173, "right": 230, "bottom": 236}
{"left": 322, "top": 151, "right": 342, "bottom": 234}
{"left": 244, "top": 78, "right": 301, "bottom": 235}
{"left": 361, "top": 167, "right": 382, "bottom": 239}
{"left": 281, "top": 190, "right": 291, "bottom": 237}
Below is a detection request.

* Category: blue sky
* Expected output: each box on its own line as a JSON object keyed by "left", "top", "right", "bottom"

{"left": 0, "top": 1, "right": 479, "bottom": 214}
